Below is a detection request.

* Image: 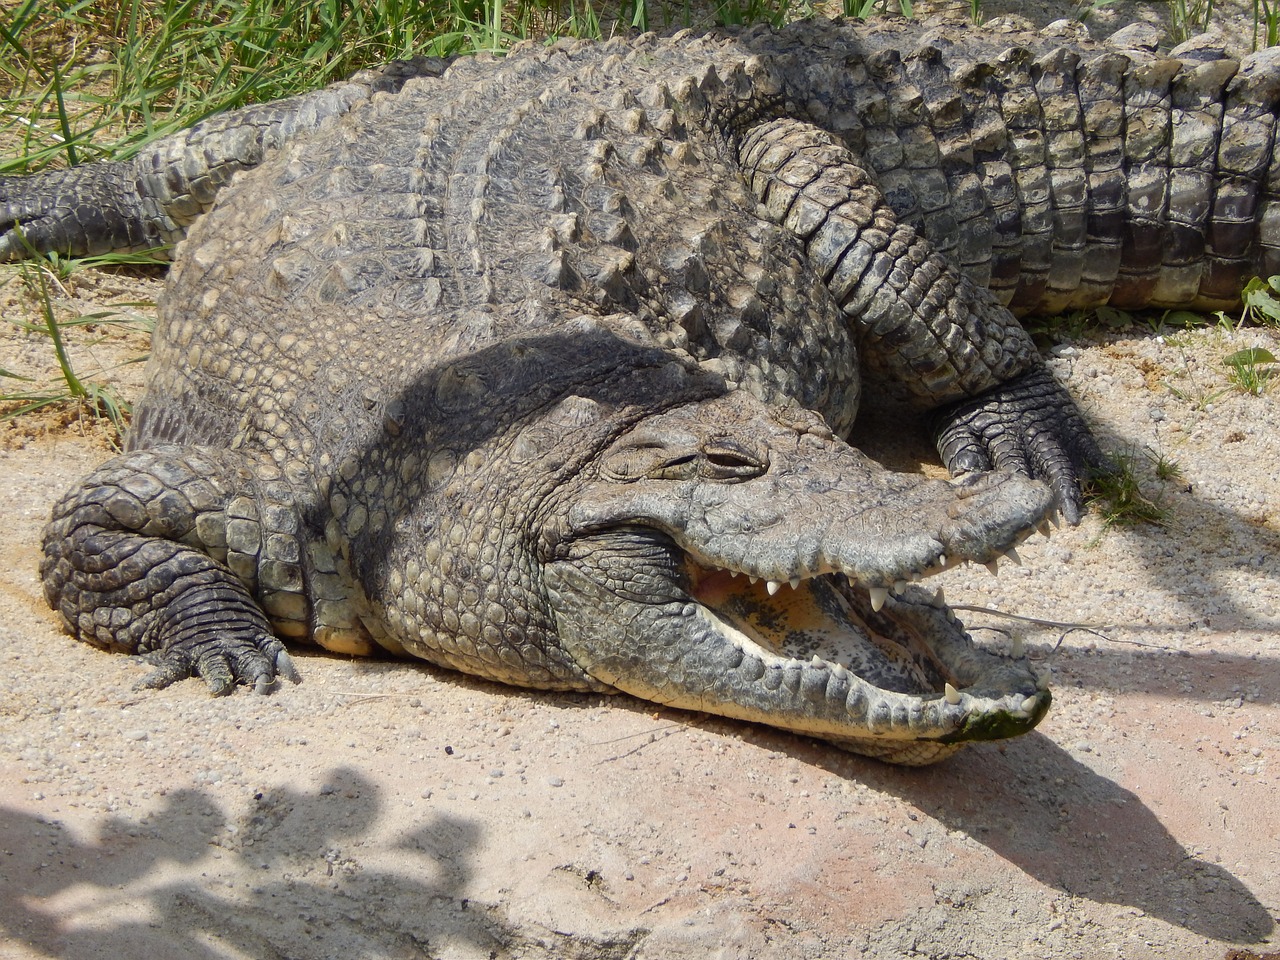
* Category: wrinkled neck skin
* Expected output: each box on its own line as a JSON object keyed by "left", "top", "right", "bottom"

{"left": 540, "top": 390, "right": 1055, "bottom": 766}
{"left": 347, "top": 331, "right": 731, "bottom": 692}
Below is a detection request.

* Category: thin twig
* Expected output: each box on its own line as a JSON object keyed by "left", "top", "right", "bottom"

{"left": 955, "top": 604, "right": 1177, "bottom": 650}
{"left": 949, "top": 604, "right": 1105, "bottom": 631}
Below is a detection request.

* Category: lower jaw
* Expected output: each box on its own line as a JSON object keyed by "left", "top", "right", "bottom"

{"left": 546, "top": 554, "right": 1050, "bottom": 765}
{"left": 685, "top": 573, "right": 1050, "bottom": 760}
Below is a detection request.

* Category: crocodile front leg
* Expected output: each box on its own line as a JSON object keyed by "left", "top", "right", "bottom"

{"left": 738, "top": 117, "right": 1106, "bottom": 520}
{"left": 930, "top": 365, "right": 1106, "bottom": 523}
{"left": 40, "top": 447, "right": 308, "bottom": 693}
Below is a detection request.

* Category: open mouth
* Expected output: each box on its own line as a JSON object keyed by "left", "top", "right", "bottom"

{"left": 546, "top": 519, "right": 1053, "bottom": 766}
{"left": 676, "top": 540, "right": 1052, "bottom": 764}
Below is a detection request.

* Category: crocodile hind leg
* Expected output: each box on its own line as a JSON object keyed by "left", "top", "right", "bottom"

{"left": 738, "top": 117, "right": 1107, "bottom": 522}
{"left": 40, "top": 446, "right": 307, "bottom": 693}
{"left": 0, "top": 58, "right": 450, "bottom": 261}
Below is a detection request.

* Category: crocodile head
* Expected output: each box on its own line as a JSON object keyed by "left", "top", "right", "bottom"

{"left": 542, "top": 389, "right": 1055, "bottom": 766}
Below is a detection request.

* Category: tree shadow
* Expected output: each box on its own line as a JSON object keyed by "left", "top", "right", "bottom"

{"left": 0, "top": 768, "right": 505, "bottom": 960}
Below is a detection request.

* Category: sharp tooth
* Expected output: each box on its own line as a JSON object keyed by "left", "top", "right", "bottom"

{"left": 831, "top": 662, "right": 849, "bottom": 680}
{"left": 1033, "top": 665, "right": 1052, "bottom": 689}
{"left": 938, "top": 554, "right": 948, "bottom": 568}
{"left": 869, "top": 586, "right": 889, "bottom": 612}
{"left": 944, "top": 682, "right": 962, "bottom": 705}
{"left": 811, "top": 654, "right": 824, "bottom": 667}
{"left": 932, "top": 586, "right": 945, "bottom": 606}
{"left": 1010, "top": 636, "right": 1025, "bottom": 658}
{"left": 766, "top": 580, "right": 782, "bottom": 596}
{"left": 985, "top": 558, "right": 1000, "bottom": 576}
{"left": 1037, "top": 520, "right": 1052, "bottom": 538}
{"left": 749, "top": 575, "right": 759, "bottom": 585}
{"left": 892, "top": 580, "right": 907, "bottom": 595}
{"left": 728, "top": 570, "right": 739, "bottom": 578}
{"left": 1005, "top": 547, "right": 1021, "bottom": 566}
{"left": 1020, "top": 694, "right": 1040, "bottom": 713}
{"left": 789, "top": 577, "right": 801, "bottom": 590}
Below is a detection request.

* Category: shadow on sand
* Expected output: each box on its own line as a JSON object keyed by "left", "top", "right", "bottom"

{"left": 756, "top": 724, "right": 1277, "bottom": 945}
{"left": 0, "top": 768, "right": 503, "bottom": 960}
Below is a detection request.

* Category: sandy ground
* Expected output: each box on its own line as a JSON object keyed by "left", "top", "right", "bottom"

{"left": 3, "top": 4, "right": 1280, "bottom": 959}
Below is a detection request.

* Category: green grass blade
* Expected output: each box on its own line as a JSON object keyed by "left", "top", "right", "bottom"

{"left": 27, "top": 265, "right": 87, "bottom": 399}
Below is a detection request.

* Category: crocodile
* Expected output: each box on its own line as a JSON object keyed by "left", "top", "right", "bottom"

{"left": 12, "top": 16, "right": 1279, "bottom": 764}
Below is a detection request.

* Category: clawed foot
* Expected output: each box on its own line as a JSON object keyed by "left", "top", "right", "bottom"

{"left": 140, "top": 632, "right": 301, "bottom": 695}
{"left": 932, "top": 365, "right": 1111, "bottom": 525}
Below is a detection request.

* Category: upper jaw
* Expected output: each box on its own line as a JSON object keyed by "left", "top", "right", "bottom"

{"left": 664, "top": 467, "right": 1056, "bottom": 591}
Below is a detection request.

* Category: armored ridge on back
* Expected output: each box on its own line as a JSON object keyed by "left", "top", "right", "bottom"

{"left": 7, "top": 17, "right": 1279, "bottom": 764}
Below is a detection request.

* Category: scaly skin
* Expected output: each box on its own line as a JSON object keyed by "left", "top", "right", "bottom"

{"left": 0, "top": 59, "right": 451, "bottom": 259}
{"left": 23, "top": 18, "right": 1280, "bottom": 761}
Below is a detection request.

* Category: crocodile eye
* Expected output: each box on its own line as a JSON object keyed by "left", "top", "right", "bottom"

{"left": 602, "top": 444, "right": 697, "bottom": 481}
{"left": 600, "top": 437, "right": 766, "bottom": 483}
{"left": 701, "top": 440, "right": 767, "bottom": 480}
{"left": 649, "top": 453, "right": 699, "bottom": 481}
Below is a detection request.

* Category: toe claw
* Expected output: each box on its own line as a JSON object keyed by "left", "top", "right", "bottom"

{"left": 137, "top": 649, "right": 194, "bottom": 691}
{"left": 273, "top": 647, "right": 301, "bottom": 684}
{"left": 202, "top": 657, "right": 237, "bottom": 696}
